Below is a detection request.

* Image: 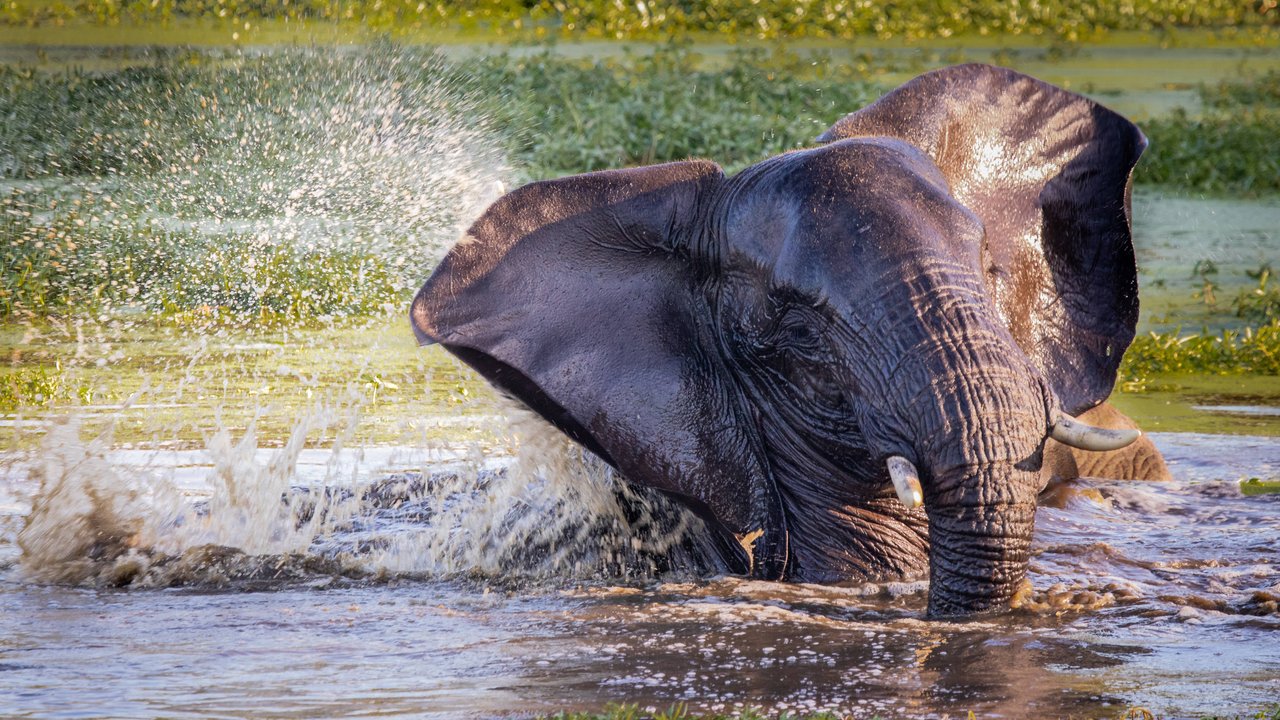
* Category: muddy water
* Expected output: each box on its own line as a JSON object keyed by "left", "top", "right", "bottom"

{"left": 1, "top": 420, "right": 1277, "bottom": 718}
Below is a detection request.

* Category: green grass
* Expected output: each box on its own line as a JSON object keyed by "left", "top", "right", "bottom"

{"left": 1140, "top": 110, "right": 1280, "bottom": 197}
{"left": 1119, "top": 319, "right": 1280, "bottom": 380}
{"left": 1139, "top": 70, "right": 1280, "bottom": 198}
{"left": 1200, "top": 69, "right": 1280, "bottom": 110}
{"left": 467, "top": 46, "right": 880, "bottom": 178}
{"left": 4, "top": 0, "right": 1277, "bottom": 41}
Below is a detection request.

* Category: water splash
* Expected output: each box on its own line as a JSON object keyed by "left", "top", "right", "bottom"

{"left": 4, "top": 43, "right": 716, "bottom": 591}
{"left": 13, "top": 401, "right": 361, "bottom": 587}
{"left": 16, "top": 418, "right": 184, "bottom": 585}
{"left": 358, "top": 400, "right": 725, "bottom": 582}
{"left": 7, "top": 41, "right": 670, "bottom": 586}
{"left": 3, "top": 44, "right": 510, "bottom": 320}
{"left": 9, "top": 392, "right": 722, "bottom": 589}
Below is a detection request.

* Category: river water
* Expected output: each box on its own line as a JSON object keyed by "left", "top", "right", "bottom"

{"left": 1, "top": 415, "right": 1277, "bottom": 719}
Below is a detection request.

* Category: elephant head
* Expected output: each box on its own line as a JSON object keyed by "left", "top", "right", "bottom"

{"left": 411, "top": 64, "right": 1147, "bottom": 617}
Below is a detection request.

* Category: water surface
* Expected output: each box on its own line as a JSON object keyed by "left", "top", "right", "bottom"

{"left": 1, "top": 428, "right": 1277, "bottom": 719}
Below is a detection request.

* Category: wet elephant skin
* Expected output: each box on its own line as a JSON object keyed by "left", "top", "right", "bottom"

{"left": 411, "top": 64, "right": 1167, "bottom": 617}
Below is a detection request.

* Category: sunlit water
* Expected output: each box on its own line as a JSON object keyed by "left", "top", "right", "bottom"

{"left": 1, "top": 425, "right": 1278, "bottom": 718}
{"left": 3, "top": 45, "right": 1280, "bottom": 719}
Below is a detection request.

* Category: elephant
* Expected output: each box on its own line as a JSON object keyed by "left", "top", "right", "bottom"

{"left": 410, "top": 64, "right": 1170, "bottom": 617}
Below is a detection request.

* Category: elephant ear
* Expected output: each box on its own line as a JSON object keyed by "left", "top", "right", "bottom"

{"left": 412, "top": 161, "right": 786, "bottom": 574}
{"left": 819, "top": 63, "right": 1146, "bottom": 415}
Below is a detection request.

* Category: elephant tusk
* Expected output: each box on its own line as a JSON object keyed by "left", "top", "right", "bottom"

{"left": 886, "top": 456, "right": 924, "bottom": 509}
{"left": 1050, "top": 413, "right": 1141, "bottom": 451}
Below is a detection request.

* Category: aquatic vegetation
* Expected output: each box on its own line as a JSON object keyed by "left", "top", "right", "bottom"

{"left": 1240, "top": 477, "right": 1280, "bottom": 496}
{"left": 1200, "top": 69, "right": 1280, "bottom": 110}
{"left": 3, "top": 0, "right": 1276, "bottom": 41}
{"left": 1140, "top": 109, "right": 1280, "bottom": 197}
{"left": 5, "top": 44, "right": 1277, "bottom": 188}
{"left": 1120, "top": 319, "right": 1280, "bottom": 378}
{"left": 466, "top": 46, "right": 881, "bottom": 179}
{"left": 465, "top": 48, "right": 1280, "bottom": 195}
{"left": 1233, "top": 264, "right": 1280, "bottom": 322}
{"left": 0, "top": 364, "right": 93, "bottom": 411}
{"left": 1140, "top": 71, "right": 1280, "bottom": 197}
{"left": 1189, "top": 259, "right": 1221, "bottom": 310}
{"left": 528, "top": 0, "right": 1278, "bottom": 41}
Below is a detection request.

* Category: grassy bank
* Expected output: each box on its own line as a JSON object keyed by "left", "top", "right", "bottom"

{"left": 4, "top": 0, "right": 1277, "bottom": 42}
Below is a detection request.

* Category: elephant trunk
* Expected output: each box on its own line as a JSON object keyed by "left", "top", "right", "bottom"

{"left": 924, "top": 465, "right": 1038, "bottom": 617}
{"left": 884, "top": 344, "right": 1053, "bottom": 617}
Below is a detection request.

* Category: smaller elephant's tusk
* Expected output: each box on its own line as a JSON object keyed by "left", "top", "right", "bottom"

{"left": 886, "top": 456, "right": 924, "bottom": 509}
{"left": 1050, "top": 413, "right": 1141, "bottom": 452}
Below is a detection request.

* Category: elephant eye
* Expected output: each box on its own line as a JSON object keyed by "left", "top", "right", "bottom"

{"left": 772, "top": 310, "right": 827, "bottom": 359}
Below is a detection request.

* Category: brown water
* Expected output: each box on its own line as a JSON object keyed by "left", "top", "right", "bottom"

{"left": 1, "top": 413, "right": 1278, "bottom": 718}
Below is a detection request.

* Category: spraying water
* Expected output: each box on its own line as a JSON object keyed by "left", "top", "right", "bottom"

{"left": 9, "top": 398, "right": 720, "bottom": 589}
{"left": 2, "top": 44, "right": 715, "bottom": 590}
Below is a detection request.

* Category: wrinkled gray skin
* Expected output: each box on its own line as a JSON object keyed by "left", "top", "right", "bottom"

{"left": 411, "top": 64, "right": 1169, "bottom": 617}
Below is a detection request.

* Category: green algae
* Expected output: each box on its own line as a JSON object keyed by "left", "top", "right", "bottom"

{"left": 1111, "top": 373, "right": 1280, "bottom": 437}
{"left": 1240, "top": 477, "right": 1280, "bottom": 495}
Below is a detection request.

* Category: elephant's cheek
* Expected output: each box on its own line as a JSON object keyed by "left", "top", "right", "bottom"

{"left": 924, "top": 501, "right": 1036, "bottom": 617}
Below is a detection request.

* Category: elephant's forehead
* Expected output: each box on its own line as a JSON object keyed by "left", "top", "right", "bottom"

{"left": 721, "top": 137, "right": 983, "bottom": 287}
